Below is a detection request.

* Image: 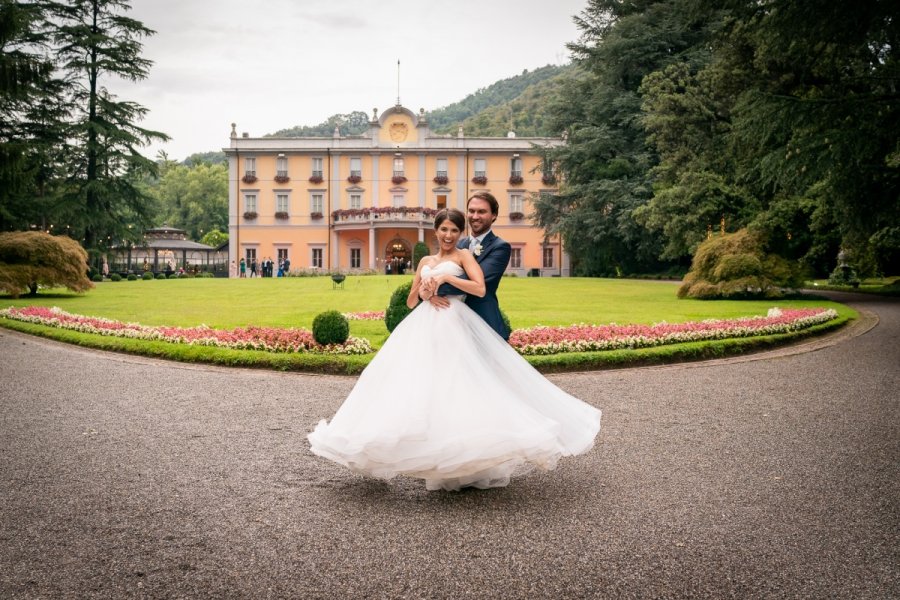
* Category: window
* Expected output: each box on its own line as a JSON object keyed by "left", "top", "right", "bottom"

{"left": 312, "top": 248, "right": 323, "bottom": 269}
{"left": 350, "top": 248, "right": 361, "bottom": 269}
{"left": 350, "top": 157, "right": 361, "bottom": 177}
{"left": 510, "top": 248, "right": 522, "bottom": 269}
{"left": 311, "top": 194, "right": 323, "bottom": 214}
{"left": 510, "top": 157, "right": 522, "bottom": 177}
{"left": 350, "top": 193, "right": 362, "bottom": 210}
{"left": 312, "top": 157, "right": 323, "bottom": 178}
{"left": 277, "top": 248, "right": 289, "bottom": 263}
{"left": 474, "top": 158, "right": 486, "bottom": 177}
{"left": 543, "top": 247, "right": 554, "bottom": 269}
{"left": 276, "top": 155, "right": 287, "bottom": 178}
{"left": 393, "top": 157, "right": 404, "bottom": 177}
{"left": 245, "top": 248, "right": 256, "bottom": 262}
{"left": 244, "top": 157, "right": 256, "bottom": 176}
{"left": 392, "top": 194, "right": 404, "bottom": 208}
{"left": 436, "top": 158, "right": 448, "bottom": 178}
{"left": 510, "top": 194, "right": 523, "bottom": 213}
{"left": 436, "top": 194, "right": 447, "bottom": 210}
{"left": 276, "top": 193, "right": 289, "bottom": 213}
{"left": 244, "top": 194, "right": 257, "bottom": 212}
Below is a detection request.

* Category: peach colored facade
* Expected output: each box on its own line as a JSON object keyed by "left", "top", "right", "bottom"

{"left": 225, "top": 105, "right": 569, "bottom": 276}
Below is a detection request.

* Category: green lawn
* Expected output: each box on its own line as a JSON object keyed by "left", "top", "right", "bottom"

{"left": 1, "top": 275, "right": 853, "bottom": 349}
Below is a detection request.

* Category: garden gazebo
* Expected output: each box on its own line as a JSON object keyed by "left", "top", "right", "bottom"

{"left": 110, "top": 226, "right": 227, "bottom": 276}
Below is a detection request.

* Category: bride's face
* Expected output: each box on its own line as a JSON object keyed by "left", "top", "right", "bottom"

{"left": 435, "top": 220, "right": 461, "bottom": 251}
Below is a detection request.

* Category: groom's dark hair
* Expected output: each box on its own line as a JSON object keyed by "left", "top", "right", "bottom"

{"left": 468, "top": 192, "right": 499, "bottom": 216}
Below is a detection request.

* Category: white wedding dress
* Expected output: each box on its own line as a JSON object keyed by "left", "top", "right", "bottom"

{"left": 308, "top": 262, "right": 601, "bottom": 491}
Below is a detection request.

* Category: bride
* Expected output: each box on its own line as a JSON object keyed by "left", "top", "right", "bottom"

{"left": 308, "top": 208, "right": 601, "bottom": 491}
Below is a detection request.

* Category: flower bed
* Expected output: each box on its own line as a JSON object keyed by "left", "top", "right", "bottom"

{"left": 342, "top": 311, "right": 385, "bottom": 321}
{"left": 508, "top": 308, "right": 839, "bottom": 355}
{"left": 0, "top": 307, "right": 373, "bottom": 355}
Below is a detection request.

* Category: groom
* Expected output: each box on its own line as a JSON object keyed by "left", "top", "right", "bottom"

{"left": 420, "top": 192, "right": 512, "bottom": 340}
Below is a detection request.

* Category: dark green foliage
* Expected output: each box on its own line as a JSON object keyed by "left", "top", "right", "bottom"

{"left": 126, "top": 273, "right": 137, "bottom": 281}
{"left": 268, "top": 111, "right": 371, "bottom": 137}
{"left": 155, "top": 272, "right": 166, "bottom": 279}
{"left": 0, "top": 232, "right": 92, "bottom": 298}
{"left": 109, "top": 273, "right": 121, "bottom": 281}
{"left": 412, "top": 242, "right": 429, "bottom": 269}
{"left": 500, "top": 309, "right": 512, "bottom": 335}
{"left": 91, "top": 273, "right": 103, "bottom": 282}
{"left": 181, "top": 151, "right": 226, "bottom": 166}
{"left": 385, "top": 281, "right": 413, "bottom": 333}
{"left": 312, "top": 310, "right": 350, "bottom": 346}
{"left": 678, "top": 229, "right": 803, "bottom": 299}
{"left": 430, "top": 65, "right": 571, "bottom": 136}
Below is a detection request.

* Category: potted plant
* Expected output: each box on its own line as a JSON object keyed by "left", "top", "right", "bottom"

{"left": 243, "top": 211, "right": 258, "bottom": 220}
{"left": 310, "top": 211, "right": 324, "bottom": 220}
{"left": 274, "top": 174, "right": 290, "bottom": 184}
{"left": 541, "top": 174, "right": 557, "bottom": 185}
{"left": 309, "top": 174, "right": 324, "bottom": 184}
{"left": 508, "top": 174, "right": 524, "bottom": 185}
{"left": 275, "top": 211, "right": 289, "bottom": 220}
{"left": 242, "top": 174, "right": 258, "bottom": 184}
{"left": 471, "top": 175, "right": 488, "bottom": 185}
{"left": 433, "top": 175, "right": 449, "bottom": 185}
{"left": 347, "top": 174, "right": 362, "bottom": 184}
{"left": 510, "top": 211, "right": 525, "bottom": 221}
{"left": 391, "top": 175, "right": 408, "bottom": 185}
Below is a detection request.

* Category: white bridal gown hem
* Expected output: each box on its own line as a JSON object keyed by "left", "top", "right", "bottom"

{"left": 308, "top": 262, "right": 601, "bottom": 491}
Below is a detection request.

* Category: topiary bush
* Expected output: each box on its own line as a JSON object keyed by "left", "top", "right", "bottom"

{"left": 385, "top": 281, "right": 414, "bottom": 333}
{"left": 142, "top": 272, "right": 154, "bottom": 280}
{"left": 110, "top": 273, "right": 122, "bottom": 282}
{"left": 413, "top": 242, "right": 429, "bottom": 269}
{"left": 155, "top": 272, "right": 167, "bottom": 279}
{"left": 91, "top": 274, "right": 103, "bottom": 282}
{"left": 127, "top": 273, "right": 137, "bottom": 281}
{"left": 312, "top": 310, "right": 350, "bottom": 345}
{"left": 500, "top": 308, "right": 512, "bottom": 335}
{"left": 678, "top": 228, "right": 803, "bottom": 299}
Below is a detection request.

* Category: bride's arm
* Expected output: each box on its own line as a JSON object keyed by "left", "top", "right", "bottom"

{"left": 406, "top": 259, "right": 430, "bottom": 308}
{"left": 432, "top": 252, "right": 486, "bottom": 298}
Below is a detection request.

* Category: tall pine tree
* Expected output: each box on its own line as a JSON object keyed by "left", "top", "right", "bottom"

{"left": 53, "top": 0, "right": 168, "bottom": 253}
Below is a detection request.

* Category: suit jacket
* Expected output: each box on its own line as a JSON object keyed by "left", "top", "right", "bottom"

{"left": 436, "top": 231, "right": 511, "bottom": 340}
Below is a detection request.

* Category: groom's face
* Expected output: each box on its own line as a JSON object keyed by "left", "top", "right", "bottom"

{"left": 467, "top": 198, "right": 495, "bottom": 237}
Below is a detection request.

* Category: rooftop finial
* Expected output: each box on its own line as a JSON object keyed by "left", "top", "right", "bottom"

{"left": 396, "top": 59, "right": 401, "bottom": 106}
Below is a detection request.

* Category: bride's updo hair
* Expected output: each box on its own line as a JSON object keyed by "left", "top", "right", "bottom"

{"left": 434, "top": 208, "right": 465, "bottom": 231}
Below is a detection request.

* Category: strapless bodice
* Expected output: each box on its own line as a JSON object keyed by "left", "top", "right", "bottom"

{"left": 421, "top": 261, "right": 464, "bottom": 279}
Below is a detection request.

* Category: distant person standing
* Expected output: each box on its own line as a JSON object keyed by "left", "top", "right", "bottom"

{"left": 239, "top": 258, "right": 246, "bottom": 278}
{"left": 250, "top": 259, "right": 258, "bottom": 278}
{"left": 229, "top": 260, "right": 237, "bottom": 278}
{"left": 283, "top": 257, "right": 290, "bottom": 275}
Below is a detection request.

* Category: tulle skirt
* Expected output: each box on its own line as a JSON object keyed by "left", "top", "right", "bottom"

{"left": 307, "top": 297, "right": 601, "bottom": 491}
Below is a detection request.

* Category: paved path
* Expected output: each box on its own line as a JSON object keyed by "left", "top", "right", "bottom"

{"left": 1, "top": 293, "right": 897, "bottom": 599}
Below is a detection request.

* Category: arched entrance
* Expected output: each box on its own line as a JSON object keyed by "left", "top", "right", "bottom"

{"left": 384, "top": 238, "right": 411, "bottom": 274}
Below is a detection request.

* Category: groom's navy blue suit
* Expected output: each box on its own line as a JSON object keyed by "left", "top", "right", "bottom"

{"left": 437, "top": 231, "right": 511, "bottom": 341}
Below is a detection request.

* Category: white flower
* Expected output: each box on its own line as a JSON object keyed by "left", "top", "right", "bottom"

{"left": 473, "top": 243, "right": 483, "bottom": 256}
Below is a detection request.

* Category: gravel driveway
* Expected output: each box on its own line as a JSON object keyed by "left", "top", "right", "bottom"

{"left": 1, "top": 292, "right": 897, "bottom": 599}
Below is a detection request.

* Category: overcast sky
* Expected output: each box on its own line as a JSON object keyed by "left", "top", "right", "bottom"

{"left": 119, "top": 0, "right": 587, "bottom": 161}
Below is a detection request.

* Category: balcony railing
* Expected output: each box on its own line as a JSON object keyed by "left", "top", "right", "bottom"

{"left": 435, "top": 170, "right": 447, "bottom": 178}
{"left": 311, "top": 170, "right": 323, "bottom": 178}
{"left": 393, "top": 170, "right": 405, "bottom": 178}
{"left": 276, "top": 170, "right": 288, "bottom": 178}
{"left": 350, "top": 170, "right": 361, "bottom": 177}
{"left": 332, "top": 207, "right": 438, "bottom": 225}
{"left": 510, "top": 170, "right": 522, "bottom": 177}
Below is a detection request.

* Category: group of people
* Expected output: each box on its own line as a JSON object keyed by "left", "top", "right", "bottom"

{"left": 234, "top": 256, "right": 290, "bottom": 278}
{"left": 308, "top": 191, "right": 602, "bottom": 491}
